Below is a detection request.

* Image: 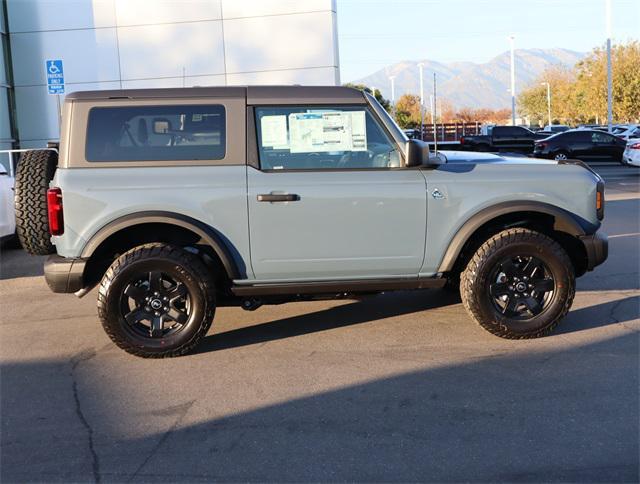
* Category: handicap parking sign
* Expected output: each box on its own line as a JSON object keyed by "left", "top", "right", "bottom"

{"left": 45, "top": 59, "right": 64, "bottom": 95}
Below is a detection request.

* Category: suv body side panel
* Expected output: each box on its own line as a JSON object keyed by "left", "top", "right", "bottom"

{"left": 419, "top": 163, "right": 601, "bottom": 276}
{"left": 51, "top": 165, "right": 253, "bottom": 279}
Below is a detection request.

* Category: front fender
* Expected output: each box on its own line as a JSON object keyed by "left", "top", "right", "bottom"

{"left": 436, "top": 201, "right": 594, "bottom": 273}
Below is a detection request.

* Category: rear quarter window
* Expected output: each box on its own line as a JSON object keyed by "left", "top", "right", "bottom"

{"left": 85, "top": 105, "right": 226, "bottom": 162}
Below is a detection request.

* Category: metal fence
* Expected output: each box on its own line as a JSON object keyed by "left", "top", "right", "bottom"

{"left": 418, "top": 122, "right": 482, "bottom": 142}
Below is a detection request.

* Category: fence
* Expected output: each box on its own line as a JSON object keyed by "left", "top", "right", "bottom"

{"left": 413, "top": 122, "right": 482, "bottom": 142}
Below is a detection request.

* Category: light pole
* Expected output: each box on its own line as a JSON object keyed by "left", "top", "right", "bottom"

{"left": 541, "top": 82, "right": 551, "bottom": 127}
{"left": 389, "top": 76, "right": 396, "bottom": 120}
{"left": 509, "top": 35, "right": 516, "bottom": 126}
{"left": 418, "top": 63, "right": 424, "bottom": 140}
{"left": 605, "top": 0, "right": 613, "bottom": 132}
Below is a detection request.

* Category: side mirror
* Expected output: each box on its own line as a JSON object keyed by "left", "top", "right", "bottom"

{"left": 406, "top": 139, "right": 443, "bottom": 167}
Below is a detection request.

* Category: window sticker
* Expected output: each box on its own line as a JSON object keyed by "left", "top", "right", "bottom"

{"left": 289, "top": 111, "right": 368, "bottom": 153}
{"left": 260, "top": 115, "right": 289, "bottom": 149}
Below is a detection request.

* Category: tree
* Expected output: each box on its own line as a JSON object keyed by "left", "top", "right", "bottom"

{"left": 518, "top": 41, "right": 640, "bottom": 125}
{"left": 395, "top": 94, "right": 421, "bottom": 128}
{"left": 343, "top": 83, "right": 392, "bottom": 112}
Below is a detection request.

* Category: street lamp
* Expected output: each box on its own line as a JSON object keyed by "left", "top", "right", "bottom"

{"left": 605, "top": 0, "right": 613, "bottom": 132}
{"left": 417, "top": 63, "right": 424, "bottom": 140}
{"left": 541, "top": 82, "right": 551, "bottom": 127}
{"left": 509, "top": 35, "right": 516, "bottom": 126}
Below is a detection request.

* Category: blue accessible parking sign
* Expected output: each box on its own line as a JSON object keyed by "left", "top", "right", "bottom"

{"left": 45, "top": 59, "right": 64, "bottom": 95}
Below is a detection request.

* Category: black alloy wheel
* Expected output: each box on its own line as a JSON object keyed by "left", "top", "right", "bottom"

{"left": 487, "top": 255, "right": 556, "bottom": 319}
{"left": 120, "top": 270, "right": 193, "bottom": 339}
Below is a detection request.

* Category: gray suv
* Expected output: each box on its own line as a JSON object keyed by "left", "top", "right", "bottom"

{"left": 14, "top": 86, "right": 608, "bottom": 358}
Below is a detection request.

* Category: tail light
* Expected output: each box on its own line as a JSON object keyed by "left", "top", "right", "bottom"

{"left": 47, "top": 187, "right": 64, "bottom": 235}
{"left": 596, "top": 180, "right": 605, "bottom": 220}
{"left": 460, "top": 137, "right": 465, "bottom": 144}
{"left": 629, "top": 142, "right": 640, "bottom": 150}
{"left": 535, "top": 142, "right": 547, "bottom": 150}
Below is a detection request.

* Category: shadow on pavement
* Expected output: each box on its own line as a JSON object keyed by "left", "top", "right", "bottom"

{"left": 1, "top": 332, "right": 637, "bottom": 482}
{"left": 0, "top": 247, "right": 44, "bottom": 280}
{"left": 199, "top": 290, "right": 461, "bottom": 353}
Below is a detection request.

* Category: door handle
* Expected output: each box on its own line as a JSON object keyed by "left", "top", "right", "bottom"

{"left": 257, "top": 193, "right": 300, "bottom": 202}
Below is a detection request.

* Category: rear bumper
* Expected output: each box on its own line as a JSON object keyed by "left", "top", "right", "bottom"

{"left": 44, "top": 255, "right": 87, "bottom": 293}
{"left": 579, "top": 232, "right": 608, "bottom": 271}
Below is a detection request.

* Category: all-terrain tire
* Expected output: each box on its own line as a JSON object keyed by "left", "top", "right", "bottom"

{"left": 460, "top": 228, "right": 575, "bottom": 339}
{"left": 97, "top": 243, "right": 216, "bottom": 358}
{"left": 14, "top": 150, "right": 58, "bottom": 255}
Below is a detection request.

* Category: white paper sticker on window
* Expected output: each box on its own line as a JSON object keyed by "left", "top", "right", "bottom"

{"left": 260, "top": 115, "right": 289, "bottom": 149}
{"left": 289, "top": 111, "right": 368, "bottom": 153}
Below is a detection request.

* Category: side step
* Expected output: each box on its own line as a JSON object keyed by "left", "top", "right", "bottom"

{"left": 231, "top": 277, "right": 446, "bottom": 297}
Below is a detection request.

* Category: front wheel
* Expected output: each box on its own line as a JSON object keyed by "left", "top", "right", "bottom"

{"left": 97, "top": 243, "right": 216, "bottom": 358}
{"left": 460, "top": 228, "right": 575, "bottom": 339}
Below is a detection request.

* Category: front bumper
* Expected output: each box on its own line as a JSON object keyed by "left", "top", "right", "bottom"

{"left": 44, "top": 255, "right": 87, "bottom": 293}
{"left": 579, "top": 232, "right": 608, "bottom": 271}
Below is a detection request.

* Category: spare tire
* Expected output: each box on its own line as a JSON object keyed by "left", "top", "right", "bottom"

{"left": 14, "top": 149, "right": 58, "bottom": 255}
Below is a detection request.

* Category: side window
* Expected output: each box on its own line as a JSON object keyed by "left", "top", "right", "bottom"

{"left": 511, "top": 127, "right": 530, "bottom": 136}
{"left": 86, "top": 105, "right": 226, "bottom": 162}
{"left": 254, "top": 106, "right": 401, "bottom": 170}
{"left": 591, "top": 132, "right": 614, "bottom": 143}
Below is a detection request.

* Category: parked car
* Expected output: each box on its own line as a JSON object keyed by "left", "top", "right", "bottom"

{"left": 540, "top": 124, "right": 570, "bottom": 134}
{"left": 460, "top": 125, "right": 548, "bottom": 153}
{"left": 622, "top": 138, "right": 640, "bottom": 167}
{"left": 533, "top": 129, "right": 626, "bottom": 162}
{"left": 403, "top": 128, "right": 421, "bottom": 140}
{"left": 0, "top": 159, "right": 16, "bottom": 244}
{"left": 12, "top": 86, "right": 607, "bottom": 357}
{"left": 612, "top": 124, "right": 640, "bottom": 141}
{"left": 576, "top": 124, "right": 609, "bottom": 131}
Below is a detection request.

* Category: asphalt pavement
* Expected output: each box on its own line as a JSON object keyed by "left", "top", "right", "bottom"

{"left": 1, "top": 163, "right": 638, "bottom": 482}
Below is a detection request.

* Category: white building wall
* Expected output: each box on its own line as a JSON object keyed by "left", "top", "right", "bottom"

{"left": 7, "top": 0, "right": 339, "bottom": 148}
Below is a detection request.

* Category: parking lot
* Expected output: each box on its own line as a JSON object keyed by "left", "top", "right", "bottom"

{"left": 1, "top": 163, "right": 638, "bottom": 482}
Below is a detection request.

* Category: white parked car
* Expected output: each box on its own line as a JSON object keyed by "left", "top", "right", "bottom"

{"left": 613, "top": 124, "right": 640, "bottom": 141}
{"left": 622, "top": 138, "right": 640, "bottom": 167}
{"left": 0, "top": 164, "right": 16, "bottom": 241}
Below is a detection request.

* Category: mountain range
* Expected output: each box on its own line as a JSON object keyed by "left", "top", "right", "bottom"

{"left": 352, "top": 48, "right": 586, "bottom": 110}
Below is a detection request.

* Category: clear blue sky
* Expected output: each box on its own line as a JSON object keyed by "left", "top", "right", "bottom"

{"left": 337, "top": 0, "right": 640, "bottom": 82}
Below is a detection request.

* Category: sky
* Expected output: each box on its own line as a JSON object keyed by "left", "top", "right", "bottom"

{"left": 337, "top": 0, "right": 640, "bottom": 82}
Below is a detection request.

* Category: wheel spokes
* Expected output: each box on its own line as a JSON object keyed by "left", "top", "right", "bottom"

{"left": 522, "top": 257, "right": 542, "bottom": 278}
{"left": 532, "top": 278, "right": 554, "bottom": 293}
{"left": 167, "top": 283, "right": 188, "bottom": 300}
{"left": 501, "top": 258, "right": 518, "bottom": 277}
{"left": 124, "top": 284, "right": 146, "bottom": 303}
{"left": 490, "top": 282, "right": 510, "bottom": 297}
{"left": 125, "top": 308, "right": 147, "bottom": 325}
{"left": 150, "top": 316, "right": 164, "bottom": 338}
{"left": 149, "top": 271, "right": 163, "bottom": 292}
{"left": 167, "top": 307, "right": 189, "bottom": 324}
{"left": 502, "top": 296, "right": 519, "bottom": 314}
{"left": 523, "top": 296, "right": 543, "bottom": 315}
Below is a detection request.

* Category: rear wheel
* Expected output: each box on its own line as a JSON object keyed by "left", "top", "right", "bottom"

{"left": 553, "top": 150, "right": 569, "bottom": 161}
{"left": 460, "top": 228, "right": 575, "bottom": 339}
{"left": 97, "top": 243, "right": 216, "bottom": 358}
{"left": 14, "top": 150, "right": 58, "bottom": 255}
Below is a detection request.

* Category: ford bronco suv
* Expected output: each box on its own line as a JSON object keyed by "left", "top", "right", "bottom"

{"left": 14, "top": 86, "right": 607, "bottom": 358}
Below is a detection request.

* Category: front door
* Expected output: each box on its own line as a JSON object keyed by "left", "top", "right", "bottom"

{"left": 247, "top": 105, "right": 427, "bottom": 281}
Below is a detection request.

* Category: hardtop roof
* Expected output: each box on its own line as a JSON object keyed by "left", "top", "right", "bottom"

{"left": 65, "top": 85, "right": 366, "bottom": 104}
